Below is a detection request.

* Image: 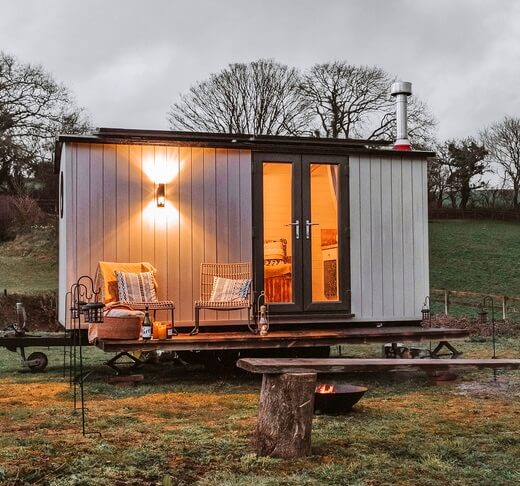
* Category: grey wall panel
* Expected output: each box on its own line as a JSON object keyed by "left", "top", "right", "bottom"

{"left": 58, "top": 145, "right": 71, "bottom": 324}
{"left": 116, "top": 145, "right": 130, "bottom": 263}
{"left": 103, "top": 145, "right": 117, "bottom": 262}
{"left": 359, "top": 159, "right": 373, "bottom": 316}
{"left": 166, "top": 146, "right": 180, "bottom": 312}
{"left": 350, "top": 155, "right": 429, "bottom": 320}
{"left": 154, "top": 145, "right": 169, "bottom": 302}
{"left": 128, "top": 145, "right": 143, "bottom": 263}
{"left": 58, "top": 143, "right": 253, "bottom": 326}
{"left": 90, "top": 144, "right": 104, "bottom": 278}
{"left": 191, "top": 147, "right": 205, "bottom": 316}
{"left": 390, "top": 159, "right": 404, "bottom": 316}
{"left": 348, "top": 156, "right": 362, "bottom": 317}
{"left": 370, "top": 158, "right": 383, "bottom": 316}
{"left": 401, "top": 158, "right": 415, "bottom": 316}
{"left": 178, "top": 146, "right": 193, "bottom": 321}
{"left": 239, "top": 150, "right": 253, "bottom": 321}
{"left": 141, "top": 145, "right": 156, "bottom": 266}
{"left": 381, "top": 159, "right": 394, "bottom": 316}
{"left": 202, "top": 148, "right": 217, "bottom": 321}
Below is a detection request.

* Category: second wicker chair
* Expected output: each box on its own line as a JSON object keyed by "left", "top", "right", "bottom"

{"left": 192, "top": 262, "right": 254, "bottom": 335}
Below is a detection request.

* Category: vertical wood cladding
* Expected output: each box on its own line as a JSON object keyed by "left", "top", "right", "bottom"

{"left": 349, "top": 154, "right": 429, "bottom": 319}
{"left": 58, "top": 143, "right": 252, "bottom": 325}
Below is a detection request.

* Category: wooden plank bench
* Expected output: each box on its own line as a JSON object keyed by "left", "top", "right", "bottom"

{"left": 237, "top": 357, "right": 520, "bottom": 458}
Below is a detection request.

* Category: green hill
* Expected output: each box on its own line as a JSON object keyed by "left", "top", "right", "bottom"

{"left": 429, "top": 219, "right": 520, "bottom": 296}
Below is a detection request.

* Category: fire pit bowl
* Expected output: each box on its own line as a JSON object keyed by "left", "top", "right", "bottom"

{"left": 314, "top": 383, "right": 368, "bottom": 414}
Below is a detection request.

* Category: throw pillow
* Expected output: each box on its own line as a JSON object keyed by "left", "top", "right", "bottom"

{"left": 209, "top": 277, "right": 251, "bottom": 302}
{"left": 115, "top": 271, "right": 158, "bottom": 303}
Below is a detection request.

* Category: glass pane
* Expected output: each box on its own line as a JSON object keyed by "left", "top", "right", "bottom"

{"left": 263, "top": 162, "right": 293, "bottom": 303}
{"left": 310, "top": 163, "right": 339, "bottom": 302}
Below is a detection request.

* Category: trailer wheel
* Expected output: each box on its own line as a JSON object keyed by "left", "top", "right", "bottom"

{"left": 27, "top": 352, "right": 48, "bottom": 372}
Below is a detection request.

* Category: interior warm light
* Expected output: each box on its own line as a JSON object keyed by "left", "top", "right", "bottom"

{"left": 156, "top": 183, "right": 165, "bottom": 207}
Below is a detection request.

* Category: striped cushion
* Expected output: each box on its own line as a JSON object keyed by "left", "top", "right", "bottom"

{"left": 115, "top": 271, "right": 158, "bottom": 304}
{"left": 209, "top": 277, "right": 251, "bottom": 302}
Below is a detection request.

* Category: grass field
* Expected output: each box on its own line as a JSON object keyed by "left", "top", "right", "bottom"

{"left": 429, "top": 220, "right": 520, "bottom": 296}
{"left": 429, "top": 220, "right": 520, "bottom": 319}
{"left": 0, "top": 341, "right": 519, "bottom": 485}
{"left": 0, "top": 221, "right": 518, "bottom": 484}
{"left": 0, "top": 226, "right": 57, "bottom": 294}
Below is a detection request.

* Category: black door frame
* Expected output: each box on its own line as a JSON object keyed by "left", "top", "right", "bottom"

{"left": 253, "top": 153, "right": 303, "bottom": 313}
{"left": 301, "top": 154, "right": 350, "bottom": 312}
{"left": 252, "top": 152, "right": 351, "bottom": 314}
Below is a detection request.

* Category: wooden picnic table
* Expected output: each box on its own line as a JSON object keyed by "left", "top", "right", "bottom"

{"left": 237, "top": 357, "right": 520, "bottom": 459}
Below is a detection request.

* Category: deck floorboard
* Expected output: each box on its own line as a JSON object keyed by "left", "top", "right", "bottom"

{"left": 96, "top": 326, "right": 470, "bottom": 352}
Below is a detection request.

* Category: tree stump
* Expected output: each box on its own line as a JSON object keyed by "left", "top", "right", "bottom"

{"left": 255, "top": 372, "right": 317, "bottom": 458}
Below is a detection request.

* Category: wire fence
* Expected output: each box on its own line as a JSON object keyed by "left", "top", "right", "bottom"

{"left": 430, "top": 288, "right": 520, "bottom": 323}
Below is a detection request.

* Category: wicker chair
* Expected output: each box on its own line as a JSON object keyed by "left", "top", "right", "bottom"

{"left": 192, "top": 262, "right": 254, "bottom": 335}
{"left": 95, "top": 261, "right": 177, "bottom": 335}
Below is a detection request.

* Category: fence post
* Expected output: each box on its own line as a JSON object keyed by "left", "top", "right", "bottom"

{"left": 444, "top": 289, "right": 449, "bottom": 315}
{"left": 502, "top": 296, "right": 507, "bottom": 320}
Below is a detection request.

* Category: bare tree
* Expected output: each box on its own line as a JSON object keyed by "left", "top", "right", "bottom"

{"left": 0, "top": 52, "right": 89, "bottom": 195}
{"left": 299, "top": 61, "right": 436, "bottom": 143}
{"left": 168, "top": 59, "right": 309, "bottom": 135}
{"left": 481, "top": 116, "right": 520, "bottom": 209}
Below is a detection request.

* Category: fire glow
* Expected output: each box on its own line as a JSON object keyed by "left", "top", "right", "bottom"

{"left": 316, "top": 383, "right": 336, "bottom": 394}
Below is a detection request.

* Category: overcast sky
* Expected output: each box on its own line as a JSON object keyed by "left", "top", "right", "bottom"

{"left": 1, "top": 0, "right": 519, "bottom": 141}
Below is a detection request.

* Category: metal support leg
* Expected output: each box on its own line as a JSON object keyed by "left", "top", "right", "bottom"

{"left": 190, "top": 307, "right": 200, "bottom": 335}
{"left": 106, "top": 351, "right": 143, "bottom": 375}
{"left": 430, "top": 340, "right": 463, "bottom": 359}
{"left": 171, "top": 307, "right": 178, "bottom": 336}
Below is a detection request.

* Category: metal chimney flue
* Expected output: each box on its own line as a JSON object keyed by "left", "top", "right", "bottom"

{"left": 391, "top": 81, "right": 412, "bottom": 151}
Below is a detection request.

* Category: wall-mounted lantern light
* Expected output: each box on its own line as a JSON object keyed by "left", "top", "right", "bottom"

{"left": 156, "top": 183, "right": 165, "bottom": 207}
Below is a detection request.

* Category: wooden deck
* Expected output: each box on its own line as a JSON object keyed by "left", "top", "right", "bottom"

{"left": 96, "top": 326, "right": 470, "bottom": 353}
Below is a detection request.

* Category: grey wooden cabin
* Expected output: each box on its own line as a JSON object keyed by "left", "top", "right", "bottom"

{"left": 55, "top": 128, "right": 431, "bottom": 330}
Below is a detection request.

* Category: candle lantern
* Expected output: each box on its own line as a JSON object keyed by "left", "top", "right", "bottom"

{"left": 478, "top": 304, "right": 488, "bottom": 324}
{"left": 421, "top": 296, "right": 431, "bottom": 323}
{"left": 81, "top": 302, "right": 105, "bottom": 323}
{"left": 256, "top": 291, "right": 269, "bottom": 336}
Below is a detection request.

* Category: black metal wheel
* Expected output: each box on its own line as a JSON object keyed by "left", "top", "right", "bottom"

{"left": 27, "top": 352, "right": 48, "bottom": 372}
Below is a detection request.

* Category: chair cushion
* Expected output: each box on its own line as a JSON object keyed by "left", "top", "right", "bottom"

{"left": 209, "top": 277, "right": 251, "bottom": 302}
{"left": 97, "top": 261, "right": 157, "bottom": 304}
{"left": 115, "top": 271, "right": 158, "bottom": 304}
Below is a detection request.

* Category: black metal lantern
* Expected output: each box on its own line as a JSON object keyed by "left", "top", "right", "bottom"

{"left": 478, "top": 304, "right": 488, "bottom": 324}
{"left": 81, "top": 302, "right": 105, "bottom": 323}
{"left": 421, "top": 296, "right": 431, "bottom": 322}
{"left": 71, "top": 300, "right": 87, "bottom": 319}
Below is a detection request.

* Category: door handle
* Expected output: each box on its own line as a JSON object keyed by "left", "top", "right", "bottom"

{"left": 305, "top": 220, "right": 319, "bottom": 239}
{"left": 285, "top": 220, "right": 300, "bottom": 240}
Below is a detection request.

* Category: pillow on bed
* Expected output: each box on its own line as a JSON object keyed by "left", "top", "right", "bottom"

{"left": 115, "top": 271, "right": 158, "bottom": 303}
{"left": 264, "top": 240, "right": 285, "bottom": 263}
{"left": 209, "top": 277, "right": 251, "bottom": 302}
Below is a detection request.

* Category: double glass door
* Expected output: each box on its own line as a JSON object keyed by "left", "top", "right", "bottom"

{"left": 253, "top": 153, "right": 350, "bottom": 313}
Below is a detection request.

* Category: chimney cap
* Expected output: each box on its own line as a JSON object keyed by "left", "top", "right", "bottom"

{"left": 391, "top": 81, "right": 412, "bottom": 97}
